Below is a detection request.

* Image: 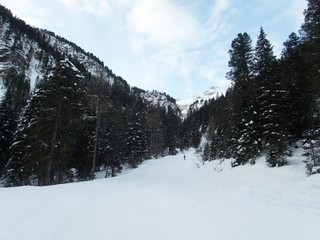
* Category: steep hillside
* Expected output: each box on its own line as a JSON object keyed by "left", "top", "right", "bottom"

{"left": 0, "top": 4, "right": 182, "bottom": 186}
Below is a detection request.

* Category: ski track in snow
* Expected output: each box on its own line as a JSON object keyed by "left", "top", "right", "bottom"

{"left": 1, "top": 148, "right": 320, "bottom": 240}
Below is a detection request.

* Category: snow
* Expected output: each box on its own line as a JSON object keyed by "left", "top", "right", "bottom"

{"left": 0, "top": 81, "right": 5, "bottom": 101}
{"left": 141, "top": 90, "right": 180, "bottom": 113}
{"left": 1, "top": 148, "right": 320, "bottom": 240}
{"left": 26, "top": 56, "right": 42, "bottom": 91}
{"left": 177, "top": 87, "right": 220, "bottom": 117}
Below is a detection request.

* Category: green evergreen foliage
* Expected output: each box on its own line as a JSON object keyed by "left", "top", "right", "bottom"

{"left": 254, "top": 28, "right": 290, "bottom": 167}
{"left": 125, "top": 96, "right": 149, "bottom": 168}
{"left": 281, "top": 33, "right": 309, "bottom": 138}
{"left": 147, "top": 105, "right": 165, "bottom": 159}
{"left": 299, "top": 0, "right": 320, "bottom": 129}
{"left": 226, "top": 32, "right": 259, "bottom": 166}
{"left": 303, "top": 129, "right": 320, "bottom": 174}
{"left": 5, "top": 103, "right": 35, "bottom": 186}
{"left": 186, "top": 2, "right": 320, "bottom": 173}
{"left": 3, "top": 0, "right": 320, "bottom": 186}
{"left": 162, "top": 106, "right": 180, "bottom": 155}
{"left": 0, "top": 91, "right": 17, "bottom": 175}
{"left": 5, "top": 59, "right": 85, "bottom": 185}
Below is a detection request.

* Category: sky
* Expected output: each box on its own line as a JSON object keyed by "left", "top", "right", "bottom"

{"left": 0, "top": 0, "right": 307, "bottom": 99}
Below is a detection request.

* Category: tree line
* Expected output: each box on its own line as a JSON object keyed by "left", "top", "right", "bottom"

{"left": 0, "top": 5, "right": 181, "bottom": 186}
{"left": 181, "top": 0, "right": 320, "bottom": 174}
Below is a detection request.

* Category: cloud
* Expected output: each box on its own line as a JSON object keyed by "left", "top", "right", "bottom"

{"left": 58, "top": 0, "right": 111, "bottom": 17}
{"left": 126, "top": 0, "right": 208, "bottom": 51}
{"left": 210, "top": 0, "right": 230, "bottom": 19}
{"left": 283, "top": 0, "right": 307, "bottom": 30}
{"left": 207, "top": 0, "right": 232, "bottom": 41}
{"left": 0, "top": 0, "right": 50, "bottom": 27}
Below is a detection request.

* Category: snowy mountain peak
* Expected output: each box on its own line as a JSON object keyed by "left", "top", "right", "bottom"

{"left": 177, "top": 87, "right": 219, "bottom": 117}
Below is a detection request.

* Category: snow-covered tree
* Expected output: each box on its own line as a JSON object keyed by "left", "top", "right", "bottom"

{"left": 299, "top": 0, "right": 320, "bottom": 130}
{"left": 0, "top": 91, "right": 18, "bottom": 176}
{"left": 227, "top": 32, "right": 259, "bottom": 165}
{"left": 5, "top": 59, "right": 85, "bottom": 186}
{"left": 125, "top": 96, "right": 149, "bottom": 168}
{"left": 303, "top": 129, "right": 320, "bottom": 174}
{"left": 255, "top": 28, "right": 290, "bottom": 167}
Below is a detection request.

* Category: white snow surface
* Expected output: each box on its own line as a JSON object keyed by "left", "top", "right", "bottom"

{"left": 0, "top": 82, "right": 4, "bottom": 101}
{"left": 1, "top": 148, "right": 320, "bottom": 240}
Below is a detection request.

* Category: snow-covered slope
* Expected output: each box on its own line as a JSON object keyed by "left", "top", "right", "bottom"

{"left": 1, "top": 147, "right": 320, "bottom": 240}
{"left": 0, "top": 22, "right": 51, "bottom": 97}
{"left": 0, "top": 15, "right": 124, "bottom": 103}
{"left": 177, "top": 87, "right": 218, "bottom": 117}
{"left": 141, "top": 90, "right": 181, "bottom": 114}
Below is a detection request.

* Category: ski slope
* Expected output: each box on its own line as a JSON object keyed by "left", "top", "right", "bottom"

{"left": 1, "top": 148, "right": 320, "bottom": 240}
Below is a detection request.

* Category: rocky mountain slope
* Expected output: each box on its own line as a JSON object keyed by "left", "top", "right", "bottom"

{"left": 0, "top": 5, "right": 182, "bottom": 186}
{"left": 177, "top": 87, "right": 218, "bottom": 117}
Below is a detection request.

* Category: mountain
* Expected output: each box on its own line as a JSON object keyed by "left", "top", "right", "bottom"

{"left": 0, "top": 5, "right": 179, "bottom": 110}
{"left": 2, "top": 0, "right": 320, "bottom": 186}
{"left": 177, "top": 87, "right": 218, "bottom": 117}
{"left": 140, "top": 89, "right": 181, "bottom": 114}
{"left": 1, "top": 147, "right": 319, "bottom": 240}
{"left": 0, "top": 4, "right": 182, "bottom": 186}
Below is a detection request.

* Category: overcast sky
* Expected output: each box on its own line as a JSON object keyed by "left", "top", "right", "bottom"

{"left": 1, "top": 0, "right": 307, "bottom": 99}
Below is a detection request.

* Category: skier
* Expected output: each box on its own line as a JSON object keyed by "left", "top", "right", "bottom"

{"left": 184, "top": 155, "right": 186, "bottom": 160}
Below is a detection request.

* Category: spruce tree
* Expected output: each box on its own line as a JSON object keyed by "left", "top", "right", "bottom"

{"left": 299, "top": 0, "right": 320, "bottom": 173}
{"left": 162, "top": 106, "right": 180, "bottom": 155}
{"left": 5, "top": 59, "right": 85, "bottom": 186}
{"left": 299, "top": 0, "right": 320, "bottom": 130}
{"left": 226, "top": 32, "right": 259, "bottom": 165}
{"left": 73, "top": 106, "right": 96, "bottom": 180}
{"left": 300, "top": 0, "right": 320, "bottom": 43}
{"left": 147, "top": 104, "right": 165, "bottom": 159}
{"left": 85, "top": 76, "right": 112, "bottom": 180}
{"left": 4, "top": 125, "right": 29, "bottom": 186}
{"left": 125, "top": 96, "right": 148, "bottom": 168}
{"left": 255, "top": 28, "right": 290, "bottom": 167}
{"left": 281, "top": 33, "right": 308, "bottom": 138}
{"left": 103, "top": 109, "right": 125, "bottom": 177}
{"left": 0, "top": 91, "right": 17, "bottom": 176}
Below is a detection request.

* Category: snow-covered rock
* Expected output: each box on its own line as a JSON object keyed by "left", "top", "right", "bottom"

{"left": 140, "top": 90, "right": 181, "bottom": 114}
{"left": 177, "top": 87, "right": 219, "bottom": 118}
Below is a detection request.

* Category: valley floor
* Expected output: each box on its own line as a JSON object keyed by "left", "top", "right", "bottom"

{"left": 1, "top": 148, "right": 320, "bottom": 240}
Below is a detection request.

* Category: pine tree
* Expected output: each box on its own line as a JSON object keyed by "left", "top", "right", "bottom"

{"left": 281, "top": 33, "right": 308, "bottom": 138}
{"left": 5, "top": 59, "right": 85, "bottom": 186}
{"left": 73, "top": 106, "right": 96, "bottom": 181}
{"left": 226, "top": 32, "right": 259, "bottom": 165}
{"left": 300, "top": 0, "right": 320, "bottom": 43}
{"left": 147, "top": 105, "right": 165, "bottom": 159}
{"left": 303, "top": 129, "right": 320, "bottom": 174}
{"left": 85, "top": 75, "right": 112, "bottom": 180}
{"left": 103, "top": 109, "right": 125, "bottom": 177}
{"left": 206, "top": 93, "right": 233, "bottom": 159}
{"left": 4, "top": 100, "right": 36, "bottom": 186}
{"left": 0, "top": 91, "right": 17, "bottom": 176}
{"left": 125, "top": 96, "right": 148, "bottom": 168}
{"left": 299, "top": 0, "right": 320, "bottom": 130}
{"left": 255, "top": 28, "right": 290, "bottom": 167}
{"left": 299, "top": 0, "right": 320, "bottom": 173}
{"left": 162, "top": 106, "right": 180, "bottom": 155}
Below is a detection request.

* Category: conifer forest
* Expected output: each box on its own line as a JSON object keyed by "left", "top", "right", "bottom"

{"left": 0, "top": 0, "right": 320, "bottom": 187}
